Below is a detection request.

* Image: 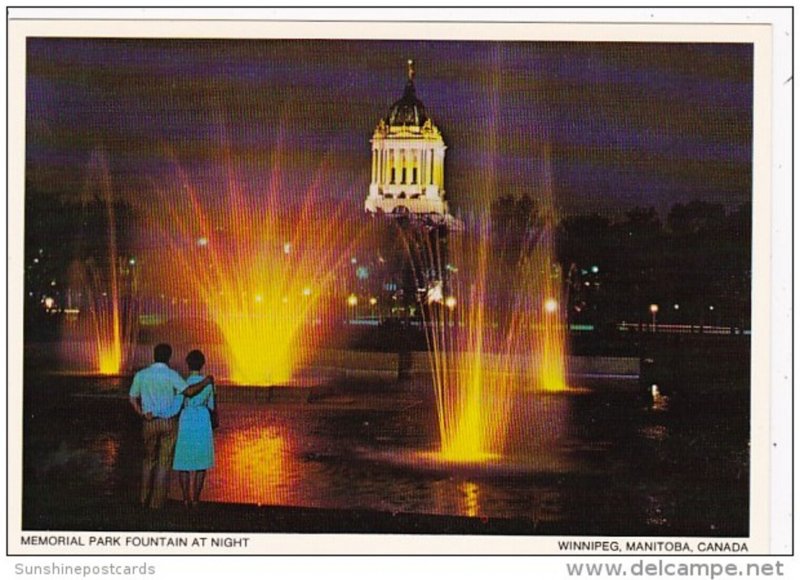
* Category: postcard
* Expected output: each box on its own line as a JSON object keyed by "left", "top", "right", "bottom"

{"left": 5, "top": 7, "right": 792, "bottom": 561}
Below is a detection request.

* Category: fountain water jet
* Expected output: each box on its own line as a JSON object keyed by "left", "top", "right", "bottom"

{"left": 400, "top": 150, "right": 569, "bottom": 464}
{"left": 144, "top": 144, "right": 358, "bottom": 386}
{"left": 61, "top": 151, "right": 138, "bottom": 375}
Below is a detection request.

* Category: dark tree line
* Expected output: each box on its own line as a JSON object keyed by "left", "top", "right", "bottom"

{"left": 557, "top": 201, "right": 752, "bottom": 329}
{"left": 24, "top": 185, "right": 136, "bottom": 339}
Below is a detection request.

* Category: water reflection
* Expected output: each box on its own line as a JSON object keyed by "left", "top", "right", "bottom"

{"left": 214, "top": 425, "right": 289, "bottom": 506}
{"left": 460, "top": 481, "right": 481, "bottom": 518}
{"left": 24, "top": 372, "right": 751, "bottom": 535}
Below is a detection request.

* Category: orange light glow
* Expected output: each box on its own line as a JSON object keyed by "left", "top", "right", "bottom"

{"left": 62, "top": 152, "right": 138, "bottom": 375}
{"left": 216, "top": 425, "right": 289, "bottom": 506}
{"left": 460, "top": 481, "right": 481, "bottom": 518}
{"left": 402, "top": 141, "right": 568, "bottom": 462}
{"left": 145, "top": 148, "right": 356, "bottom": 386}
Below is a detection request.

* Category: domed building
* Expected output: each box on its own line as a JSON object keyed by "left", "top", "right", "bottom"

{"left": 365, "top": 60, "right": 449, "bottom": 220}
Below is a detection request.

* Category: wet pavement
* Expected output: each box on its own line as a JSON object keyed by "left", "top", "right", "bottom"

{"left": 22, "top": 373, "right": 749, "bottom": 536}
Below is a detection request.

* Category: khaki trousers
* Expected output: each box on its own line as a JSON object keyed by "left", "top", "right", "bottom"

{"left": 140, "top": 417, "right": 178, "bottom": 509}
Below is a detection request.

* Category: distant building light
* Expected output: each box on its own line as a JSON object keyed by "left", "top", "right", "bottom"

{"left": 673, "top": 304, "right": 680, "bottom": 310}
{"left": 544, "top": 298, "right": 558, "bottom": 313}
{"left": 650, "top": 304, "right": 659, "bottom": 313}
{"left": 197, "top": 237, "right": 209, "bottom": 247}
{"left": 369, "top": 297, "right": 378, "bottom": 306}
{"left": 302, "top": 287, "right": 312, "bottom": 296}
{"left": 347, "top": 294, "right": 358, "bottom": 307}
{"left": 350, "top": 257, "right": 358, "bottom": 265}
{"left": 709, "top": 305, "right": 715, "bottom": 311}
{"left": 283, "top": 242, "right": 291, "bottom": 254}
{"left": 129, "top": 257, "right": 137, "bottom": 265}
{"left": 43, "top": 297, "right": 55, "bottom": 309}
{"left": 426, "top": 281, "right": 444, "bottom": 304}
{"left": 445, "top": 296, "right": 457, "bottom": 310}
{"left": 591, "top": 265, "right": 599, "bottom": 274}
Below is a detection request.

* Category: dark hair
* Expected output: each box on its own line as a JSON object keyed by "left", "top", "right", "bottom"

{"left": 154, "top": 343, "right": 172, "bottom": 363}
{"left": 185, "top": 349, "right": 206, "bottom": 371}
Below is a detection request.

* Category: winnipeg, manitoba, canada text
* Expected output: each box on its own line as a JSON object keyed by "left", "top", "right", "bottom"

{"left": 557, "top": 540, "right": 750, "bottom": 553}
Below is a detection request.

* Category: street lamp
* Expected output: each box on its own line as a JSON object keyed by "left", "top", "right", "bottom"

{"left": 347, "top": 294, "right": 358, "bottom": 323}
{"left": 649, "top": 303, "right": 659, "bottom": 332}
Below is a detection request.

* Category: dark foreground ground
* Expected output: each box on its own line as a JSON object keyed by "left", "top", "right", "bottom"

{"left": 23, "top": 363, "right": 750, "bottom": 537}
{"left": 27, "top": 493, "right": 570, "bottom": 536}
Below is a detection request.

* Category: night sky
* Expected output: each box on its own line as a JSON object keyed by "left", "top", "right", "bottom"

{"left": 26, "top": 38, "right": 753, "bottom": 218}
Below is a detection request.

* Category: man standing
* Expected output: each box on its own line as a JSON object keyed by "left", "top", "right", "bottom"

{"left": 129, "top": 343, "right": 212, "bottom": 509}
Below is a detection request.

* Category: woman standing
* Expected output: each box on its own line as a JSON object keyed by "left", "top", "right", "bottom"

{"left": 173, "top": 349, "right": 215, "bottom": 507}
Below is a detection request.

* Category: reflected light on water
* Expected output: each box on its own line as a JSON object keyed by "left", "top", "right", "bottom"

{"left": 62, "top": 151, "right": 138, "bottom": 375}
{"left": 214, "top": 426, "right": 289, "bottom": 506}
{"left": 145, "top": 142, "right": 358, "bottom": 386}
{"left": 460, "top": 481, "right": 481, "bottom": 518}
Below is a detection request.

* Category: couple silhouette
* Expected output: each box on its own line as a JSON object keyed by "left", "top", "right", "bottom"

{"left": 128, "top": 343, "right": 216, "bottom": 510}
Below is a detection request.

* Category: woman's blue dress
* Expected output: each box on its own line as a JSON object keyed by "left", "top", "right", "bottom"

{"left": 173, "top": 373, "right": 215, "bottom": 471}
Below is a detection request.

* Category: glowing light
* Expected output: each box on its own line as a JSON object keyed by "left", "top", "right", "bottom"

{"left": 347, "top": 294, "right": 358, "bottom": 307}
{"left": 673, "top": 303, "right": 680, "bottom": 310}
{"left": 197, "top": 237, "right": 209, "bottom": 247}
{"left": 591, "top": 265, "right": 600, "bottom": 274}
{"left": 426, "top": 280, "right": 444, "bottom": 304}
{"left": 61, "top": 151, "right": 138, "bottom": 376}
{"left": 403, "top": 179, "right": 569, "bottom": 463}
{"left": 709, "top": 305, "right": 715, "bottom": 311}
{"left": 396, "top": 142, "right": 569, "bottom": 463}
{"left": 217, "top": 426, "right": 290, "bottom": 506}
{"left": 144, "top": 149, "right": 357, "bottom": 386}
{"left": 43, "top": 296, "right": 55, "bottom": 309}
{"left": 445, "top": 296, "right": 457, "bottom": 310}
{"left": 369, "top": 297, "right": 378, "bottom": 306}
{"left": 650, "top": 304, "right": 659, "bottom": 313}
{"left": 128, "top": 257, "right": 137, "bottom": 265}
{"left": 544, "top": 298, "right": 558, "bottom": 313}
{"left": 460, "top": 481, "right": 481, "bottom": 518}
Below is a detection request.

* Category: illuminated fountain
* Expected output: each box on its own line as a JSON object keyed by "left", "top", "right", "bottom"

{"left": 364, "top": 59, "right": 570, "bottom": 465}
{"left": 144, "top": 147, "right": 357, "bottom": 386}
{"left": 402, "top": 188, "right": 569, "bottom": 465}
{"left": 61, "top": 152, "right": 138, "bottom": 375}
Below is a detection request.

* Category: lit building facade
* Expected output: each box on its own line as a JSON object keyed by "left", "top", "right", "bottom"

{"left": 365, "top": 60, "right": 449, "bottom": 220}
